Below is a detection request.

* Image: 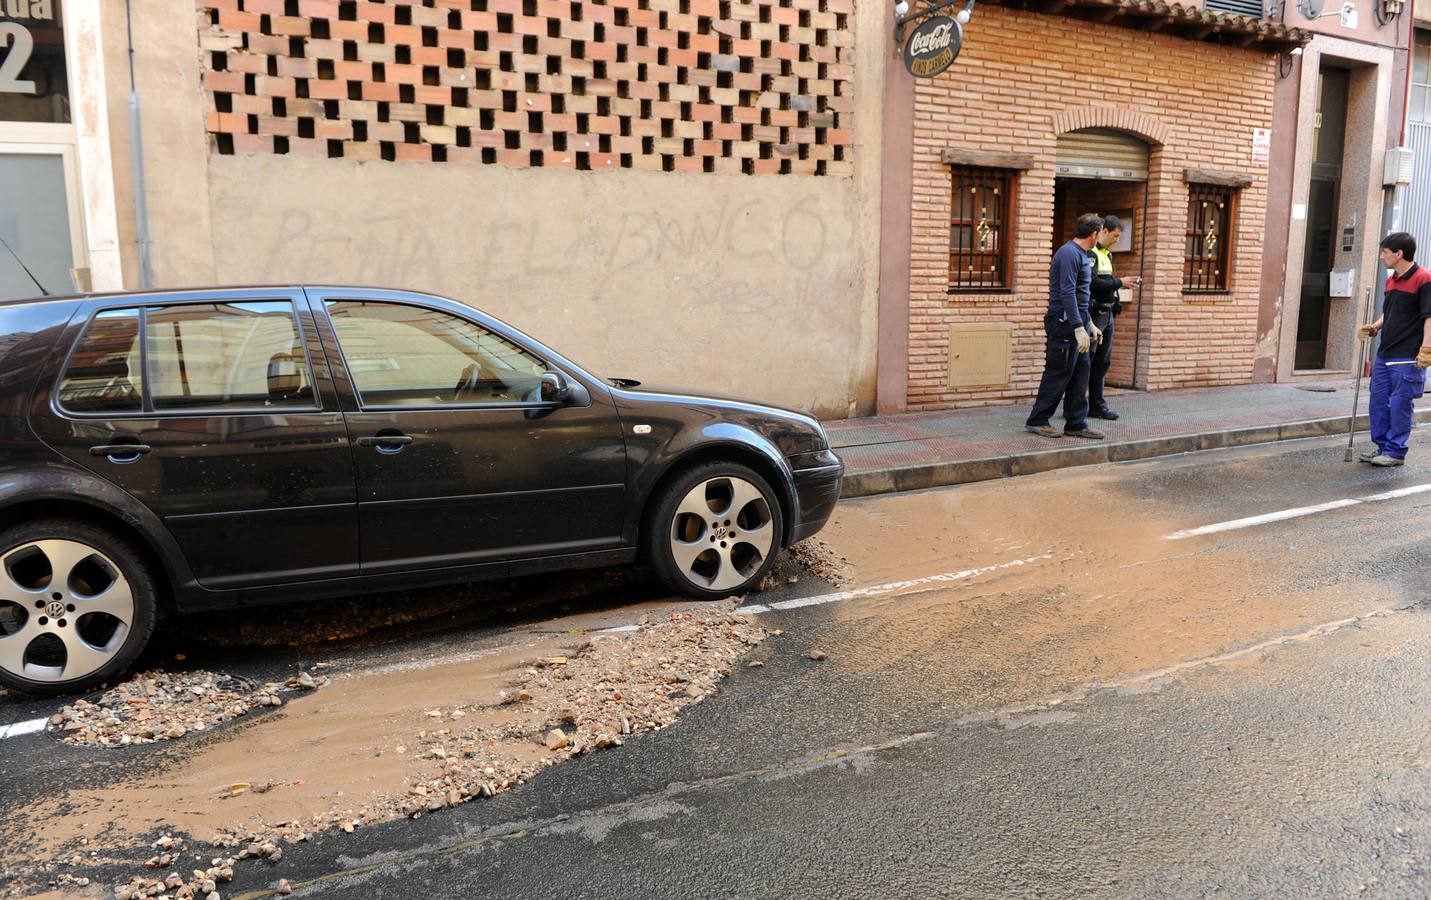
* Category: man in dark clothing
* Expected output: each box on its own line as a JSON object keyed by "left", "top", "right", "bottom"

{"left": 1026, "top": 213, "right": 1106, "bottom": 440}
{"left": 1356, "top": 231, "right": 1431, "bottom": 466}
{"left": 1087, "top": 216, "right": 1142, "bottom": 420}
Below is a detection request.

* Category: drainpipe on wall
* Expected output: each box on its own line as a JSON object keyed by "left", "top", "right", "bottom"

{"left": 1388, "top": 0, "right": 1415, "bottom": 233}
{"left": 125, "top": 0, "right": 153, "bottom": 289}
{"left": 1373, "top": 0, "right": 1416, "bottom": 347}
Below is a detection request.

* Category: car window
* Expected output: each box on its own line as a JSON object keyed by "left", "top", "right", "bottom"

{"left": 326, "top": 301, "right": 548, "bottom": 407}
{"left": 145, "top": 301, "right": 315, "bottom": 411}
{"left": 57, "top": 308, "right": 143, "bottom": 413}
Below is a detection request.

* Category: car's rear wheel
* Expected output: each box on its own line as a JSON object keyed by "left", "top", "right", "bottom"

{"left": 644, "top": 462, "right": 785, "bottom": 600}
{"left": 0, "top": 521, "right": 158, "bottom": 696}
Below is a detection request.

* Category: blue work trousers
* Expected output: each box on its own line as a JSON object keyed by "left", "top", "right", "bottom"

{"left": 1368, "top": 357, "right": 1426, "bottom": 460}
{"left": 1026, "top": 314, "right": 1090, "bottom": 431}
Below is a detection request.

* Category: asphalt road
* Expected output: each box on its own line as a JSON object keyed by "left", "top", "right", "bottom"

{"left": 6, "top": 433, "right": 1431, "bottom": 898}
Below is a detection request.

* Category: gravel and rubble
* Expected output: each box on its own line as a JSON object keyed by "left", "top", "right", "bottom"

{"left": 220, "top": 606, "right": 765, "bottom": 840}
{"left": 95, "top": 605, "right": 766, "bottom": 899}
{"left": 112, "top": 839, "right": 235, "bottom": 900}
{"left": 788, "top": 538, "right": 852, "bottom": 588}
{"left": 46, "top": 669, "right": 326, "bottom": 750}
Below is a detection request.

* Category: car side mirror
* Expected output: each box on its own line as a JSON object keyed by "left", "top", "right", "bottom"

{"left": 540, "top": 371, "right": 571, "bottom": 403}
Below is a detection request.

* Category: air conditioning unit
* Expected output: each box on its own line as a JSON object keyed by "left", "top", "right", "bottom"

{"left": 1384, "top": 146, "right": 1414, "bottom": 187}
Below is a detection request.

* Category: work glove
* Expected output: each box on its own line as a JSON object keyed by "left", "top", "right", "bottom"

{"left": 1074, "top": 326, "right": 1091, "bottom": 354}
{"left": 1358, "top": 323, "right": 1380, "bottom": 339}
{"left": 1417, "top": 345, "right": 1431, "bottom": 369}
{"left": 1088, "top": 323, "right": 1103, "bottom": 346}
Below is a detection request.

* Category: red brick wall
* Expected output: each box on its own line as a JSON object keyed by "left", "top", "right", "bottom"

{"left": 195, "top": 0, "right": 854, "bottom": 175}
{"left": 907, "top": 5, "right": 1273, "bottom": 409}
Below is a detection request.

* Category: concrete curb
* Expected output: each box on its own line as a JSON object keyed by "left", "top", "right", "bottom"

{"left": 838, "top": 410, "right": 1431, "bottom": 499}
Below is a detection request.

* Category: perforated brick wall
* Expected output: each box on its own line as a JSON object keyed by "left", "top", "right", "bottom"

{"left": 194, "top": 0, "right": 854, "bottom": 175}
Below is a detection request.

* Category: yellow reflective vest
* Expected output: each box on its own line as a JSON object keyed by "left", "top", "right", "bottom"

{"left": 1092, "top": 244, "right": 1114, "bottom": 275}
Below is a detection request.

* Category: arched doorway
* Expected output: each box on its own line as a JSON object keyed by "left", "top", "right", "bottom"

{"left": 1052, "top": 128, "right": 1151, "bottom": 390}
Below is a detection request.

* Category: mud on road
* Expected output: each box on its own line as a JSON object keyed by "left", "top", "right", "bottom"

{"left": 0, "top": 544, "right": 846, "bottom": 899}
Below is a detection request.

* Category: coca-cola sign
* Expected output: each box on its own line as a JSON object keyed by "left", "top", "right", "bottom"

{"left": 903, "top": 15, "right": 961, "bottom": 78}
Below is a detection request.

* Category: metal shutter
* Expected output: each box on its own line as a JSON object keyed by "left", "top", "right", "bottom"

{"left": 1205, "top": 0, "right": 1265, "bottom": 17}
{"left": 1055, "top": 129, "right": 1150, "bottom": 181}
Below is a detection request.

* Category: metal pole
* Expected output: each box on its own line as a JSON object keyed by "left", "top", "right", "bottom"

{"left": 1345, "top": 285, "right": 1374, "bottom": 462}
{"left": 1130, "top": 178, "right": 1151, "bottom": 389}
{"left": 126, "top": 0, "right": 153, "bottom": 289}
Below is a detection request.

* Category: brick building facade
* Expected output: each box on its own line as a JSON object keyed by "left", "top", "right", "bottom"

{"left": 877, "top": 1, "right": 1309, "bottom": 413}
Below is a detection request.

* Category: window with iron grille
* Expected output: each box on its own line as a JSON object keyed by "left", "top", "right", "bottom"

{"left": 1184, "top": 184, "right": 1237, "bottom": 293}
{"left": 949, "top": 166, "right": 1015, "bottom": 292}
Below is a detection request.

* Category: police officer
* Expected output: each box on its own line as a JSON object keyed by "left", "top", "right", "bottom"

{"left": 1087, "top": 215, "right": 1142, "bottom": 420}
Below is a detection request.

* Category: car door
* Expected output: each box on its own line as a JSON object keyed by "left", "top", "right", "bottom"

{"left": 31, "top": 290, "right": 360, "bottom": 589}
{"left": 307, "top": 289, "right": 629, "bottom": 575}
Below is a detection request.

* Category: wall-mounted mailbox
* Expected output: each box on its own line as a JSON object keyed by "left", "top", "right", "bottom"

{"left": 1329, "top": 269, "right": 1355, "bottom": 298}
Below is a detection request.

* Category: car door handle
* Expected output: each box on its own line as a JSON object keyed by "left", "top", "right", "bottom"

{"left": 355, "top": 434, "right": 414, "bottom": 453}
{"left": 89, "top": 444, "right": 151, "bottom": 463}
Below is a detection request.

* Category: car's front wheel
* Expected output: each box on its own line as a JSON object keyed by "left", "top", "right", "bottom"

{"left": 644, "top": 462, "right": 785, "bottom": 600}
{"left": 0, "top": 520, "right": 158, "bottom": 696}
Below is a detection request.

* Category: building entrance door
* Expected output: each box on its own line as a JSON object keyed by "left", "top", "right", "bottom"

{"left": 1052, "top": 128, "right": 1151, "bottom": 389}
{"left": 0, "top": 146, "right": 83, "bottom": 300}
{"left": 1295, "top": 67, "right": 1349, "bottom": 371}
{"left": 1052, "top": 175, "right": 1148, "bottom": 390}
{"left": 0, "top": 2, "right": 84, "bottom": 301}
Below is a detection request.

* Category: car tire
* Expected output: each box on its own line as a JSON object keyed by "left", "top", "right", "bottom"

{"left": 0, "top": 520, "right": 158, "bottom": 696}
{"left": 644, "top": 461, "right": 785, "bottom": 600}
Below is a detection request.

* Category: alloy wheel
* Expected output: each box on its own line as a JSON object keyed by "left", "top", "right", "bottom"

{"left": 0, "top": 539, "right": 134, "bottom": 684}
{"left": 668, "top": 476, "right": 776, "bottom": 593}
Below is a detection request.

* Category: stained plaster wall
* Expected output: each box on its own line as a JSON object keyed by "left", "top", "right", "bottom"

{"left": 96, "top": 0, "right": 885, "bottom": 420}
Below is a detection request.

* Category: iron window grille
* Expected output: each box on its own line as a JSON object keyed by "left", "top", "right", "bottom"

{"left": 1184, "top": 184, "right": 1237, "bottom": 293}
{"left": 949, "top": 166, "right": 1014, "bottom": 292}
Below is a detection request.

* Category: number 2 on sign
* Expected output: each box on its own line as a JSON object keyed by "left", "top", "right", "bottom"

{"left": 0, "top": 23, "right": 37, "bottom": 95}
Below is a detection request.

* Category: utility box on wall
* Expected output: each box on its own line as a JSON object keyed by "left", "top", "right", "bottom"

{"left": 1329, "top": 269, "right": 1355, "bottom": 298}
{"left": 948, "top": 323, "right": 1013, "bottom": 388}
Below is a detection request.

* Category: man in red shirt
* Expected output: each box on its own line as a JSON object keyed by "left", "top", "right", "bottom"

{"left": 1357, "top": 232, "right": 1431, "bottom": 466}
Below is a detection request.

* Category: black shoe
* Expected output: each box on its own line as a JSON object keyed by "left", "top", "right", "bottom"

{"left": 1090, "top": 408, "right": 1120, "bottom": 421}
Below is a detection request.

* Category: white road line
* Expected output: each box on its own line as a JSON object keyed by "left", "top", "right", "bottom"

{"left": 739, "top": 554, "right": 1054, "bottom": 615}
{"left": 1166, "top": 482, "right": 1431, "bottom": 541}
{"left": 0, "top": 718, "right": 47, "bottom": 740}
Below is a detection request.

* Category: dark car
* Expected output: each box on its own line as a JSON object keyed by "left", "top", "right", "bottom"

{"left": 0, "top": 286, "right": 843, "bottom": 695}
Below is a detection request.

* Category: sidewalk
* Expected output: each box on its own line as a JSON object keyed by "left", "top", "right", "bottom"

{"left": 827, "top": 381, "right": 1431, "bottom": 498}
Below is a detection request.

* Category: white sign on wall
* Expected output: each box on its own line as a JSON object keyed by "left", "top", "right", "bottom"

{"left": 1251, "top": 128, "right": 1271, "bottom": 166}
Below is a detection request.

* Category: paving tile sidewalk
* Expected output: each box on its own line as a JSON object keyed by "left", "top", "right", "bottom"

{"left": 826, "top": 381, "right": 1431, "bottom": 498}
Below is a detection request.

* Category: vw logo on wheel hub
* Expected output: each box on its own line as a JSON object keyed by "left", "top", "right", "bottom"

{"left": 45, "top": 601, "right": 65, "bottom": 619}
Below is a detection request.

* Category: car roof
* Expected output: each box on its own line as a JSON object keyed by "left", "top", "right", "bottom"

{"left": 0, "top": 285, "right": 425, "bottom": 308}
